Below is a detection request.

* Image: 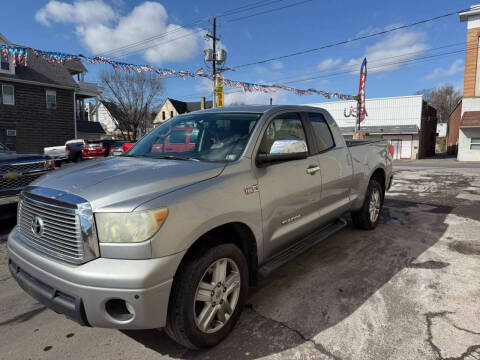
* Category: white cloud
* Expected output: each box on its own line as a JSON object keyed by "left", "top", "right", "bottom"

{"left": 225, "top": 90, "right": 287, "bottom": 106}
{"left": 346, "top": 29, "right": 428, "bottom": 74}
{"left": 35, "top": 0, "right": 116, "bottom": 26}
{"left": 195, "top": 77, "right": 213, "bottom": 94}
{"left": 317, "top": 58, "right": 342, "bottom": 71}
{"left": 35, "top": 1, "right": 203, "bottom": 65}
{"left": 271, "top": 61, "right": 283, "bottom": 70}
{"left": 355, "top": 26, "right": 382, "bottom": 37}
{"left": 425, "top": 59, "right": 464, "bottom": 80}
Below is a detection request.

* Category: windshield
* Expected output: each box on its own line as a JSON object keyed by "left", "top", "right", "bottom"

{"left": 127, "top": 112, "right": 262, "bottom": 162}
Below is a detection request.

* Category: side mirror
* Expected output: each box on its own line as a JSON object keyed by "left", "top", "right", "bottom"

{"left": 256, "top": 139, "right": 308, "bottom": 166}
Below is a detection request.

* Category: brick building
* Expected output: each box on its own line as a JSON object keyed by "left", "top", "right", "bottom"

{"left": 447, "top": 6, "right": 480, "bottom": 161}
{"left": 0, "top": 34, "right": 100, "bottom": 153}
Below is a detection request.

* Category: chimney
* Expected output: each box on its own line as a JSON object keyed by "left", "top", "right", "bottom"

{"left": 460, "top": 4, "right": 480, "bottom": 97}
{"left": 201, "top": 97, "right": 206, "bottom": 110}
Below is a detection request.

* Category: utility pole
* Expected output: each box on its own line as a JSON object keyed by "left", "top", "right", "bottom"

{"left": 206, "top": 17, "right": 219, "bottom": 108}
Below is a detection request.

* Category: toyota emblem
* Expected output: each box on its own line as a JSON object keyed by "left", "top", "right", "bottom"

{"left": 32, "top": 216, "right": 45, "bottom": 237}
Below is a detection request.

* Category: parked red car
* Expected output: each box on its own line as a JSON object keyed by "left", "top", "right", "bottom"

{"left": 81, "top": 140, "right": 105, "bottom": 160}
{"left": 152, "top": 127, "right": 198, "bottom": 153}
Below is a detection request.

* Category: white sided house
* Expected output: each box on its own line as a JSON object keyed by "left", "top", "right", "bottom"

{"left": 308, "top": 95, "right": 437, "bottom": 160}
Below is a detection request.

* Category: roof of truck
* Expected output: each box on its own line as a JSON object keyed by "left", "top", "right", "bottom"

{"left": 187, "top": 105, "right": 326, "bottom": 114}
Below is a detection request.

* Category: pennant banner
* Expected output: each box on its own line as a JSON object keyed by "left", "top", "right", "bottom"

{"left": 0, "top": 45, "right": 353, "bottom": 100}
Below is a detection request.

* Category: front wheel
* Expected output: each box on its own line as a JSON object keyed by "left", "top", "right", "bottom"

{"left": 165, "top": 243, "right": 248, "bottom": 349}
{"left": 351, "top": 179, "right": 383, "bottom": 230}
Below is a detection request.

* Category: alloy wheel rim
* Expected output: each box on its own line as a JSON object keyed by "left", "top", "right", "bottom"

{"left": 369, "top": 188, "right": 381, "bottom": 223}
{"left": 193, "top": 258, "right": 241, "bottom": 334}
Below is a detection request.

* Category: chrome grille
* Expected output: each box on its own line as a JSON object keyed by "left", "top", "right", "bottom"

{"left": 18, "top": 195, "right": 84, "bottom": 262}
{"left": 0, "top": 161, "right": 46, "bottom": 174}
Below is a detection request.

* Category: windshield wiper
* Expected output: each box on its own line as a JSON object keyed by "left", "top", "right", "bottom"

{"left": 153, "top": 155, "right": 200, "bottom": 162}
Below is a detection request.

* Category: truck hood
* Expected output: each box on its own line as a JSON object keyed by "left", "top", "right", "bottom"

{"left": 33, "top": 156, "right": 226, "bottom": 211}
{"left": 0, "top": 152, "right": 50, "bottom": 163}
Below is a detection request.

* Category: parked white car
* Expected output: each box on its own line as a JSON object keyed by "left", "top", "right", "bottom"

{"left": 43, "top": 139, "right": 86, "bottom": 164}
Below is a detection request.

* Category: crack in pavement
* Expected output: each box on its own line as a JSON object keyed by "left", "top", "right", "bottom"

{"left": 249, "top": 305, "right": 343, "bottom": 360}
{"left": 425, "top": 311, "right": 480, "bottom": 360}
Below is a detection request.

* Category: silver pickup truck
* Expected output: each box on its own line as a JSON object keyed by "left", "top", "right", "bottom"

{"left": 8, "top": 106, "right": 392, "bottom": 349}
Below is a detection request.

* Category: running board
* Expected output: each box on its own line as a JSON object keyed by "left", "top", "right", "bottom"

{"left": 259, "top": 218, "right": 347, "bottom": 278}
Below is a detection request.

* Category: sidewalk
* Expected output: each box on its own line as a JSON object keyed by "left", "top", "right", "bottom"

{"left": 394, "top": 155, "right": 480, "bottom": 169}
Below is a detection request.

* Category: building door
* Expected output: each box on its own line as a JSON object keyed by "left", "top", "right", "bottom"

{"left": 383, "top": 135, "right": 413, "bottom": 160}
{"left": 400, "top": 137, "right": 413, "bottom": 159}
{"left": 390, "top": 139, "right": 401, "bottom": 160}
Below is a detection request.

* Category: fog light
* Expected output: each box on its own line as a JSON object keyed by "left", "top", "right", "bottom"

{"left": 105, "top": 299, "right": 134, "bottom": 322}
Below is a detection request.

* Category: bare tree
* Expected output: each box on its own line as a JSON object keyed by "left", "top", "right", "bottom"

{"left": 100, "top": 70, "right": 163, "bottom": 140}
{"left": 417, "top": 84, "right": 462, "bottom": 123}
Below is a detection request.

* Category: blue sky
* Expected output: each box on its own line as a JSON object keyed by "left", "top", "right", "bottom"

{"left": 0, "top": 0, "right": 473, "bottom": 105}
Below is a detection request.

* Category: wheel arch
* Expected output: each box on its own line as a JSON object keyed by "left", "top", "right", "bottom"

{"left": 370, "top": 167, "right": 386, "bottom": 198}
{"left": 173, "top": 222, "right": 259, "bottom": 287}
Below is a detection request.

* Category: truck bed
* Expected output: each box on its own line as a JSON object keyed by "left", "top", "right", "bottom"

{"left": 345, "top": 139, "right": 384, "bottom": 147}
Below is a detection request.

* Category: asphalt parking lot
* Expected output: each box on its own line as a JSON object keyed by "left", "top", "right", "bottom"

{"left": 1, "top": 161, "right": 480, "bottom": 360}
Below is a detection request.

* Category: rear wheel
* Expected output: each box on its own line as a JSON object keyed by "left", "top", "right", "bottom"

{"left": 165, "top": 243, "right": 248, "bottom": 349}
{"left": 351, "top": 179, "right": 383, "bottom": 230}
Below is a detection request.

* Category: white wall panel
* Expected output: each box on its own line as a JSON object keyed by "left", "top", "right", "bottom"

{"left": 308, "top": 95, "right": 423, "bottom": 129}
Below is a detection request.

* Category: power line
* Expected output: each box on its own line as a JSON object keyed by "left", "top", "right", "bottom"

{"left": 225, "top": 0, "right": 312, "bottom": 23}
{"left": 230, "top": 8, "right": 468, "bottom": 69}
{"left": 108, "top": 0, "right": 311, "bottom": 59}
{"left": 109, "top": 28, "right": 208, "bottom": 59}
{"left": 267, "top": 42, "right": 466, "bottom": 84}
{"left": 174, "top": 42, "right": 470, "bottom": 101}
{"left": 100, "top": 0, "right": 291, "bottom": 58}
{"left": 216, "top": 0, "right": 290, "bottom": 18}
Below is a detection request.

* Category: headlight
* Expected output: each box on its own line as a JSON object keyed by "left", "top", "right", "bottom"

{"left": 95, "top": 208, "right": 168, "bottom": 243}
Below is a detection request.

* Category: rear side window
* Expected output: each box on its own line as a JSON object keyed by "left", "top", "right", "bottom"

{"left": 308, "top": 113, "right": 334, "bottom": 152}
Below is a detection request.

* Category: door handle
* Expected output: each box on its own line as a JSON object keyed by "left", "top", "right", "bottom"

{"left": 306, "top": 165, "right": 320, "bottom": 175}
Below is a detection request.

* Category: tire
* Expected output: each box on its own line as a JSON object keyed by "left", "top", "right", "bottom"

{"left": 165, "top": 243, "right": 248, "bottom": 349}
{"left": 351, "top": 179, "right": 383, "bottom": 230}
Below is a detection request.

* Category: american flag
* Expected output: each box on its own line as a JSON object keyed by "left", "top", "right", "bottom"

{"left": 358, "top": 58, "right": 367, "bottom": 123}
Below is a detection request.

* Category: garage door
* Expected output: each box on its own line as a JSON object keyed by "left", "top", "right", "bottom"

{"left": 383, "top": 135, "right": 413, "bottom": 160}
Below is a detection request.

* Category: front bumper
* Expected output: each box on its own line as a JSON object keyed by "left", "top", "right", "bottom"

{"left": 8, "top": 229, "right": 185, "bottom": 329}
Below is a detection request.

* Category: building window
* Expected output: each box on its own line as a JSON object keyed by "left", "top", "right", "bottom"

{"left": 0, "top": 57, "right": 9, "bottom": 71}
{"left": 0, "top": 55, "right": 11, "bottom": 73}
{"left": 162, "top": 111, "right": 165, "bottom": 120}
{"left": 471, "top": 138, "right": 480, "bottom": 150}
{"left": 2, "top": 85, "right": 14, "bottom": 105}
{"left": 46, "top": 90, "right": 56, "bottom": 109}
{"left": 170, "top": 111, "right": 173, "bottom": 118}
